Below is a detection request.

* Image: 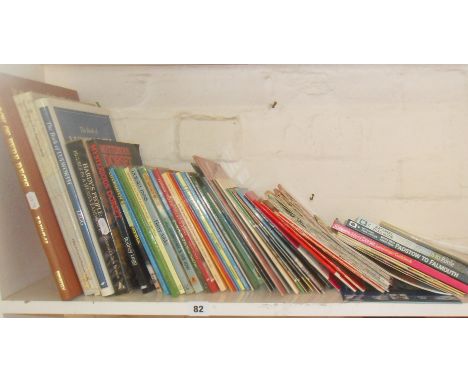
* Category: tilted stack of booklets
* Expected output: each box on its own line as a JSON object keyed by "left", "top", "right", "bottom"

{"left": 1, "top": 73, "right": 467, "bottom": 301}
{"left": 332, "top": 219, "right": 468, "bottom": 299}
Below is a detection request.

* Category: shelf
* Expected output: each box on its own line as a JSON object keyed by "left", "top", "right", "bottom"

{"left": 1, "top": 276, "right": 467, "bottom": 317}
{"left": 2, "top": 65, "right": 468, "bottom": 318}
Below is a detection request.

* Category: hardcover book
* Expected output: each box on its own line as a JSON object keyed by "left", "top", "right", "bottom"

{"left": 87, "top": 139, "right": 153, "bottom": 293}
{"left": 67, "top": 139, "right": 129, "bottom": 294}
{"left": 0, "top": 73, "right": 82, "bottom": 300}
{"left": 33, "top": 96, "right": 117, "bottom": 296}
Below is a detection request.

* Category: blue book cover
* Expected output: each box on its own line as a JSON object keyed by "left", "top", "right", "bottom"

{"left": 36, "top": 98, "right": 118, "bottom": 295}
{"left": 38, "top": 104, "right": 109, "bottom": 290}
{"left": 183, "top": 173, "right": 251, "bottom": 290}
{"left": 53, "top": 106, "right": 116, "bottom": 142}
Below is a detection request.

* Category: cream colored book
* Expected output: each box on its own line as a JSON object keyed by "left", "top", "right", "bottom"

{"left": 34, "top": 96, "right": 116, "bottom": 297}
{"left": 14, "top": 92, "right": 99, "bottom": 296}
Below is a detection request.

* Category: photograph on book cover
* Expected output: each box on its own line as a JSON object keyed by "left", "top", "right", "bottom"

{"left": 1, "top": 64, "right": 468, "bottom": 318}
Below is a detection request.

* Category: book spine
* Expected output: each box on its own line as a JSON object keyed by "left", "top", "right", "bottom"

{"left": 0, "top": 102, "right": 82, "bottom": 300}
{"left": 193, "top": 175, "right": 263, "bottom": 289}
{"left": 152, "top": 168, "right": 218, "bottom": 292}
{"left": 67, "top": 140, "right": 128, "bottom": 294}
{"left": 222, "top": 186, "right": 293, "bottom": 293}
{"left": 116, "top": 167, "right": 180, "bottom": 296}
{"left": 38, "top": 106, "right": 113, "bottom": 294}
{"left": 141, "top": 168, "right": 204, "bottom": 293}
{"left": 185, "top": 173, "right": 251, "bottom": 291}
{"left": 346, "top": 220, "right": 468, "bottom": 284}
{"left": 129, "top": 168, "right": 190, "bottom": 294}
{"left": 17, "top": 94, "right": 99, "bottom": 296}
{"left": 162, "top": 172, "right": 227, "bottom": 292}
{"left": 87, "top": 141, "right": 153, "bottom": 293}
{"left": 108, "top": 168, "right": 166, "bottom": 294}
{"left": 332, "top": 220, "right": 468, "bottom": 294}
{"left": 355, "top": 217, "right": 468, "bottom": 276}
{"left": 174, "top": 172, "right": 242, "bottom": 291}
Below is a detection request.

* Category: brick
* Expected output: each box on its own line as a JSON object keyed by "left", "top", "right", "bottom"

{"left": 177, "top": 116, "right": 241, "bottom": 161}
{"left": 113, "top": 117, "right": 177, "bottom": 162}
{"left": 399, "top": 158, "right": 462, "bottom": 198}
{"left": 280, "top": 114, "right": 365, "bottom": 159}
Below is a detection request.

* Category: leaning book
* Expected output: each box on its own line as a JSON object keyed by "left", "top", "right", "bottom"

{"left": 0, "top": 73, "right": 82, "bottom": 300}
{"left": 15, "top": 94, "right": 117, "bottom": 296}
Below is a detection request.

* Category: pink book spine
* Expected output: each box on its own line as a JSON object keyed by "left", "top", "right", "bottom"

{"left": 332, "top": 220, "right": 468, "bottom": 294}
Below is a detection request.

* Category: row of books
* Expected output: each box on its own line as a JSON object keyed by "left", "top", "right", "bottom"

{"left": 1, "top": 73, "right": 467, "bottom": 301}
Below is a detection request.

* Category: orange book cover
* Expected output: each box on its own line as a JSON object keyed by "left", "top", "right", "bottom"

{"left": 0, "top": 73, "right": 82, "bottom": 300}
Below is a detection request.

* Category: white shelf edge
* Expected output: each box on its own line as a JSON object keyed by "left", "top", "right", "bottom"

{"left": 1, "top": 276, "right": 467, "bottom": 317}
{"left": 2, "top": 299, "right": 468, "bottom": 317}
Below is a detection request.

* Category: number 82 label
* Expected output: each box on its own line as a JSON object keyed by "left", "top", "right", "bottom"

{"left": 190, "top": 302, "right": 209, "bottom": 315}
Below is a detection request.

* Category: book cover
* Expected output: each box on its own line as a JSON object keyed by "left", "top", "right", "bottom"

{"left": 0, "top": 73, "right": 82, "bottom": 300}
{"left": 129, "top": 167, "right": 191, "bottom": 294}
{"left": 380, "top": 220, "right": 468, "bottom": 264}
{"left": 151, "top": 167, "right": 218, "bottom": 292}
{"left": 192, "top": 157, "right": 267, "bottom": 289}
{"left": 35, "top": 97, "right": 117, "bottom": 296}
{"left": 190, "top": 172, "right": 265, "bottom": 290}
{"left": 87, "top": 139, "right": 153, "bottom": 293}
{"left": 173, "top": 172, "right": 241, "bottom": 291}
{"left": 108, "top": 168, "right": 166, "bottom": 294}
{"left": 356, "top": 218, "right": 468, "bottom": 275}
{"left": 212, "top": 178, "right": 282, "bottom": 293}
{"left": 348, "top": 219, "right": 468, "bottom": 285}
{"left": 161, "top": 171, "right": 227, "bottom": 292}
{"left": 332, "top": 220, "right": 468, "bottom": 295}
{"left": 113, "top": 167, "right": 180, "bottom": 296}
{"left": 229, "top": 188, "right": 300, "bottom": 294}
{"left": 140, "top": 167, "right": 204, "bottom": 293}
{"left": 66, "top": 139, "right": 129, "bottom": 294}
{"left": 221, "top": 183, "right": 295, "bottom": 294}
{"left": 193, "top": 159, "right": 272, "bottom": 282}
{"left": 180, "top": 173, "right": 252, "bottom": 290}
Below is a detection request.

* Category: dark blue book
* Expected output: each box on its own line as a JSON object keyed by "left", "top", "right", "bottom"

{"left": 341, "top": 280, "right": 461, "bottom": 303}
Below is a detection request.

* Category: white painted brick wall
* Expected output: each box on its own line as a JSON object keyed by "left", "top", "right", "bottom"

{"left": 43, "top": 65, "right": 468, "bottom": 249}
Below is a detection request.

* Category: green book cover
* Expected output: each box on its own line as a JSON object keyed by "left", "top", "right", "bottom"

{"left": 113, "top": 167, "right": 180, "bottom": 297}
{"left": 138, "top": 166, "right": 204, "bottom": 293}
{"left": 189, "top": 174, "right": 265, "bottom": 290}
{"left": 174, "top": 172, "right": 246, "bottom": 291}
{"left": 128, "top": 167, "right": 190, "bottom": 294}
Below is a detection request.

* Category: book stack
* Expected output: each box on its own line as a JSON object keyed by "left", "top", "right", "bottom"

{"left": 1, "top": 73, "right": 466, "bottom": 301}
{"left": 331, "top": 219, "right": 468, "bottom": 299}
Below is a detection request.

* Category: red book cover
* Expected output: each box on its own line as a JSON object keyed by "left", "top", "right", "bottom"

{"left": 0, "top": 73, "right": 82, "bottom": 300}
{"left": 87, "top": 139, "right": 154, "bottom": 293}
{"left": 249, "top": 197, "right": 346, "bottom": 292}
{"left": 273, "top": 212, "right": 369, "bottom": 292}
{"left": 332, "top": 220, "right": 468, "bottom": 295}
{"left": 152, "top": 168, "right": 219, "bottom": 293}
